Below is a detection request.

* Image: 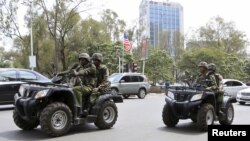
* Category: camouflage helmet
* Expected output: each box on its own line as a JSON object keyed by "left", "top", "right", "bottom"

{"left": 92, "top": 53, "right": 103, "bottom": 62}
{"left": 78, "top": 53, "right": 90, "bottom": 62}
{"left": 198, "top": 61, "right": 208, "bottom": 69}
{"left": 208, "top": 63, "right": 216, "bottom": 71}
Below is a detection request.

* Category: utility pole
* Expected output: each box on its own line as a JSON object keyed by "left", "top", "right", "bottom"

{"left": 23, "top": 0, "right": 36, "bottom": 70}
{"left": 22, "top": 0, "right": 36, "bottom": 70}
{"left": 30, "top": 0, "right": 34, "bottom": 70}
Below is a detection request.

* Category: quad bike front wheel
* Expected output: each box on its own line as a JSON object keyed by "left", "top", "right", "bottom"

{"left": 162, "top": 104, "right": 179, "bottom": 127}
{"left": 13, "top": 109, "right": 39, "bottom": 130}
{"left": 40, "top": 102, "right": 72, "bottom": 137}
{"left": 95, "top": 101, "right": 118, "bottom": 129}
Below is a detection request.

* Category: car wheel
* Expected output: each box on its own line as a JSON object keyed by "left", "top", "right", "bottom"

{"left": 13, "top": 109, "right": 39, "bottom": 130}
{"left": 137, "top": 88, "right": 146, "bottom": 99}
{"left": 162, "top": 104, "right": 179, "bottom": 127}
{"left": 219, "top": 103, "right": 234, "bottom": 125}
{"left": 123, "top": 94, "right": 130, "bottom": 99}
{"left": 239, "top": 101, "right": 245, "bottom": 105}
{"left": 197, "top": 104, "right": 215, "bottom": 131}
{"left": 95, "top": 101, "right": 118, "bottom": 129}
{"left": 40, "top": 102, "right": 72, "bottom": 137}
{"left": 111, "top": 88, "right": 118, "bottom": 95}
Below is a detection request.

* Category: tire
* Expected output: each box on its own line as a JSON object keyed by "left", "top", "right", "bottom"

{"left": 137, "top": 88, "right": 146, "bottom": 99}
{"left": 111, "top": 88, "right": 118, "bottom": 95}
{"left": 219, "top": 103, "right": 234, "bottom": 125}
{"left": 40, "top": 102, "right": 72, "bottom": 137}
{"left": 13, "top": 109, "right": 39, "bottom": 130}
{"left": 95, "top": 101, "right": 118, "bottom": 129}
{"left": 197, "top": 104, "right": 215, "bottom": 131}
{"left": 162, "top": 104, "right": 179, "bottom": 127}
{"left": 123, "top": 94, "right": 130, "bottom": 99}
{"left": 239, "top": 101, "right": 245, "bottom": 105}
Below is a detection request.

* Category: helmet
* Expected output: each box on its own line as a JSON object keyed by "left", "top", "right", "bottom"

{"left": 208, "top": 63, "right": 216, "bottom": 71}
{"left": 92, "top": 53, "right": 103, "bottom": 62}
{"left": 198, "top": 61, "right": 208, "bottom": 69}
{"left": 78, "top": 53, "right": 90, "bottom": 62}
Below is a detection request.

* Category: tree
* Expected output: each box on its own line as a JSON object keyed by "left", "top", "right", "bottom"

{"left": 37, "top": 0, "right": 89, "bottom": 71}
{"left": 145, "top": 47, "right": 173, "bottom": 85}
{"left": 0, "top": 0, "right": 23, "bottom": 40}
{"left": 0, "top": 47, "right": 11, "bottom": 67}
{"left": 187, "top": 16, "right": 249, "bottom": 55}
{"left": 101, "top": 9, "right": 126, "bottom": 42}
{"left": 178, "top": 48, "right": 246, "bottom": 81}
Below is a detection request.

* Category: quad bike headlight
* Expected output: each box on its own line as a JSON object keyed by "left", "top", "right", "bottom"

{"left": 167, "top": 91, "right": 175, "bottom": 99}
{"left": 35, "top": 89, "right": 49, "bottom": 99}
{"left": 191, "top": 93, "right": 203, "bottom": 101}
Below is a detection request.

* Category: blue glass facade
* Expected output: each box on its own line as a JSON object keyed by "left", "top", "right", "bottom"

{"left": 139, "top": 0, "right": 183, "bottom": 51}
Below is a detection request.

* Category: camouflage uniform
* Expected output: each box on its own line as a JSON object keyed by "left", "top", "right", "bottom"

{"left": 72, "top": 53, "right": 96, "bottom": 108}
{"left": 90, "top": 53, "right": 111, "bottom": 105}
{"left": 72, "top": 64, "right": 96, "bottom": 107}
{"left": 208, "top": 63, "right": 224, "bottom": 104}
{"left": 195, "top": 62, "right": 218, "bottom": 91}
{"left": 196, "top": 73, "right": 218, "bottom": 91}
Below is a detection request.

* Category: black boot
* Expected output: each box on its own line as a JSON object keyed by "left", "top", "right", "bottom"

{"left": 217, "top": 103, "right": 225, "bottom": 117}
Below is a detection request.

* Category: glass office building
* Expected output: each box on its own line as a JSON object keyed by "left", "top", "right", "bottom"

{"left": 139, "top": 0, "right": 183, "bottom": 55}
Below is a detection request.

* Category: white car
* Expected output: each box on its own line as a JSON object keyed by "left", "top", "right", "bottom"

{"left": 236, "top": 88, "right": 250, "bottom": 105}
{"left": 223, "top": 79, "right": 249, "bottom": 98}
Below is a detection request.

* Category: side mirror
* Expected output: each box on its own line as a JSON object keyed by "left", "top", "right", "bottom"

{"left": 120, "top": 80, "right": 125, "bottom": 83}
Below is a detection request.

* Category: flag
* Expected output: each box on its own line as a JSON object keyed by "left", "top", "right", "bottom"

{"left": 123, "top": 33, "right": 131, "bottom": 52}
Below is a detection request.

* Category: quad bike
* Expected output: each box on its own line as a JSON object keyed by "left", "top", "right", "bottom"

{"left": 162, "top": 84, "right": 236, "bottom": 131}
{"left": 13, "top": 66, "right": 123, "bottom": 137}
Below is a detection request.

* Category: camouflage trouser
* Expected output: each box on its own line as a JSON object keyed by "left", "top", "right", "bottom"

{"left": 215, "top": 91, "right": 224, "bottom": 104}
{"left": 72, "top": 86, "right": 92, "bottom": 107}
{"left": 90, "top": 88, "right": 110, "bottom": 105}
{"left": 90, "top": 82, "right": 111, "bottom": 106}
{"left": 90, "top": 91, "right": 100, "bottom": 106}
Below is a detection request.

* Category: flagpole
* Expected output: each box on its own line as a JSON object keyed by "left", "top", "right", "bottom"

{"left": 122, "top": 43, "right": 124, "bottom": 73}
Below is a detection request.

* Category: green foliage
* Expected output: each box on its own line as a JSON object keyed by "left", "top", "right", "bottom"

{"left": 0, "top": 0, "right": 22, "bottom": 39}
{"left": 187, "top": 16, "right": 249, "bottom": 55}
{"left": 144, "top": 48, "right": 173, "bottom": 85}
{"left": 178, "top": 48, "right": 246, "bottom": 80}
{"left": 101, "top": 9, "right": 126, "bottom": 42}
{"left": 0, "top": 47, "right": 11, "bottom": 68}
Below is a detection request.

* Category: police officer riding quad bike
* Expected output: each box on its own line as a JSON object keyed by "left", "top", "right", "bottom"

{"left": 13, "top": 65, "right": 123, "bottom": 137}
{"left": 162, "top": 83, "right": 236, "bottom": 131}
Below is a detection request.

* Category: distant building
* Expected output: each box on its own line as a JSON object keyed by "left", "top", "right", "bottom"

{"left": 139, "top": 0, "right": 184, "bottom": 55}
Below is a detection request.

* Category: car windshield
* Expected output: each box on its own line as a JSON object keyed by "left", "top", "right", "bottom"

{"left": 0, "top": 70, "right": 17, "bottom": 82}
{"left": 108, "top": 73, "right": 122, "bottom": 82}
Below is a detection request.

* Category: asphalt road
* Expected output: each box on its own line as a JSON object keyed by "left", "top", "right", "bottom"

{"left": 0, "top": 94, "right": 249, "bottom": 141}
